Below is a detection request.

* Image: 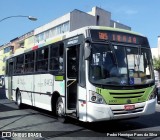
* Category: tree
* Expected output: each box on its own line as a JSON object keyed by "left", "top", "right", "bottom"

{"left": 153, "top": 56, "right": 160, "bottom": 83}
{"left": 153, "top": 56, "right": 160, "bottom": 71}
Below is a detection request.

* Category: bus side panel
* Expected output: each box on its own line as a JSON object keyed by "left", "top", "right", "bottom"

{"left": 54, "top": 79, "right": 65, "bottom": 103}
{"left": 54, "top": 80, "right": 65, "bottom": 96}
{"left": 4, "top": 77, "right": 9, "bottom": 99}
{"left": 13, "top": 75, "right": 33, "bottom": 106}
{"left": 33, "top": 74, "right": 53, "bottom": 111}
{"left": 78, "top": 86, "right": 87, "bottom": 122}
{"left": 11, "top": 76, "right": 16, "bottom": 101}
{"left": 22, "top": 75, "right": 34, "bottom": 106}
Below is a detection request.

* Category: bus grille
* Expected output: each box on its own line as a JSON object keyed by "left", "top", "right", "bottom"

{"left": 109, "top": 91, "right": 145, "bottom": 99}
{"left": 112, "top": 106, "right": 144, "bottom": 115}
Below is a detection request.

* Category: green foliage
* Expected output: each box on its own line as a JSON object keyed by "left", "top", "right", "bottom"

{"left": 153, "top": 56, "right": 160, "bottom": 71}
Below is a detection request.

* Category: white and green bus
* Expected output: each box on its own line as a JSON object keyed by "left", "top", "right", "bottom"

{"left": 5, "top": 26, "right": 156, "bottom": 122}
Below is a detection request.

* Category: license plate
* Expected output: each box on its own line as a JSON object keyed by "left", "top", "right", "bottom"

{"left": 124, "top": 105, "right": 135, "bottom": 111}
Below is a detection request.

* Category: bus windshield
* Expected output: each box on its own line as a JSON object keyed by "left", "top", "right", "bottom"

{"left": 89, "top": 43, "right": 154, "bottom": 86}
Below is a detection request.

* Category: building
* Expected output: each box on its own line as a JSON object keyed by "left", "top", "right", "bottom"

{"left": 157, "top": 36, "right": 160, "bottom": 56}
{"left": 151, "top": 36, "right": 160, "bottom": 85}
{"left": 0, "top": 6, "right": 131, "bottom": 75}
{"left": 151, "top": 36, "right": 160, "bottom": 58}
{"left": 151, "top": 48, "right": 159, "bottom": 58}
{"left": 34, "top": 6, "right": 131, "bottom": 45}
{"left": 0, "top": 31, "right": 34, "bottom": 75}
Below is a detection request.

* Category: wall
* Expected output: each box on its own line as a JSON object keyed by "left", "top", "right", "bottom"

{"left": 34, "top": 13, "right": 70, "bottom": 35}
{"left": 89, "top": 6, "right": 111, "bottom": 26}
{"left": 151, "top": 48, "right": 158, "bottom": 58}
{"left": 70, "top": 9, "right": 96, "bottom": 31}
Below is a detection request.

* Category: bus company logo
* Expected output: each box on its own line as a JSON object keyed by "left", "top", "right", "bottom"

{"left": 120, "top": 79, "right": 127, "bottom": 85}
{"left": 2, "top": 132, "right": 11, "bottom": 137}
{"left": 127, "top": 99, "right": 131, "bottom": 104}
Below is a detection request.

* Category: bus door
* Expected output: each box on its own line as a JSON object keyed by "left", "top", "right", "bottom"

{"left": 65, "top": 45, "right": 79, "bottom": 114}
{"left": 8, "top": 60, "right": 14, "bottom": 100}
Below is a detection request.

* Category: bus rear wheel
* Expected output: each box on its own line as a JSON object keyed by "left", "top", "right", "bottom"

{"left": 56, "top": 97, "right": 67, "bottom": 123}
{"left": 16, "top": 90, "right": 23, "bottom": 109}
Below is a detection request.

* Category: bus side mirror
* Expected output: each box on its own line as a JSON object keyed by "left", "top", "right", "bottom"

{"left": 84, "top": 42, "right": 91, "bottom": 60}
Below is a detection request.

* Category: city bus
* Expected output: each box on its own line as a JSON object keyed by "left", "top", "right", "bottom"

{"left": 4, "top": 26, "right": 156, "bottom": 122}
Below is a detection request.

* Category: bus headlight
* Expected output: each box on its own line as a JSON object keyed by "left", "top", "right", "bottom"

{"left": 89, "top": 91, "right": 105, "bottom": 104}
{"left": 149, "top": 87, "right": 157, "bottom": 100}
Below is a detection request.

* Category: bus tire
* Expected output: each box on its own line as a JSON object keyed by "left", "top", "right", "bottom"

{"left": 16, "top": 90, "right": 23, "bottom": 109}
{"left": 51, "top": 92, "right": 60, "bottom": 116}
{"left": 56, "top": 97, "right": 67, "bottom": 123}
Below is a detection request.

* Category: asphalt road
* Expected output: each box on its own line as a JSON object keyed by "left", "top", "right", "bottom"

{"left": 0, "top": 88, "right": 160, "bottom": 140}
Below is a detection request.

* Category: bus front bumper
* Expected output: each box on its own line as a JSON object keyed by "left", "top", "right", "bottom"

{"left": 86, "top": 99, "right": 156, "bottom": 122}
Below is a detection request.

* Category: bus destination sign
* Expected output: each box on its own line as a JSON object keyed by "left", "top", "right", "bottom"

{"left": 98, "top": 32, "right": 137, "bottom": 44}
{"left": 90, "top": 30, "right": 149, "bottom": 47}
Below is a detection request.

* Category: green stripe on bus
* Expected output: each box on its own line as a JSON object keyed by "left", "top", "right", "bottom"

{"left": 55, "top": 76, "right": 64, "bottom": 81}
{"left": 98, "top": 26, "right": 141, "bottom": 36}
{"left": 96, "top": 85, "right": 155, "bottom": 105}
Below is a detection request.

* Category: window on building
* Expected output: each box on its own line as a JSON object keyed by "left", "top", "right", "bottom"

{"left": 39, "top": 33, "right": 44, "bottom": 42}
{"left": 45, "top": 30, "right": 49, "bottom": 39}
{"left": 35, "top": 21, "right": 69, "bottom": 44}
{"left": 4, "top": 47, "right": 11, "bottom": 54}
{"left": 19, "top": 42, "right": 24, "bottom": 48}
{"left": 35, "top": 34, "right": 39, "bottom": 43}
{"left": 63, "top": 22, "right": 70, "bottom": 32}
{"left": 96, "top": 15, "right": 100, "bottom": 25}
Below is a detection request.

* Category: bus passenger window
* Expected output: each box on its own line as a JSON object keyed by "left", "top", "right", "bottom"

{"left": 50, "top": 46, "right": 59, "bottom": 71}
{"left": 36, "top": 47, "right": 49, "bottom": 71}
{"left": 8, "top": 61, "right": 14, "bottom": 76}
{"left": 49, "top": 43, "right": 64, "bottom": 72}
{"left": 15, "top": 55, "right": 24, "bottom": 74}
{"left": 24, "top": 51, "right": 34, "bottom": 73}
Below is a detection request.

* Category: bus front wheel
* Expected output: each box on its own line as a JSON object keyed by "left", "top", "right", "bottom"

{"left": 56, "top": 97, "right": 67, "bottom": 123}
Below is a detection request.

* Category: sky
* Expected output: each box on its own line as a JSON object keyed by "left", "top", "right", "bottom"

{"left": 0, "top": 0, "right": 160, "bottom": 48}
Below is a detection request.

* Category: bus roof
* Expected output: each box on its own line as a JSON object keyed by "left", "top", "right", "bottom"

{"left": 88, "top": 26, "right": 143, "bottom": 36}
{"left": 6, "top": 26, "right": 145, "bottom": 59}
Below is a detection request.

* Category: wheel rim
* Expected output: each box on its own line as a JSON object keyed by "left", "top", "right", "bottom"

{"left": 17, "top": 93, "right": 21, "bottom": 106}
{"left": 57, "top": 100, "right": 64, "bottom": 117}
